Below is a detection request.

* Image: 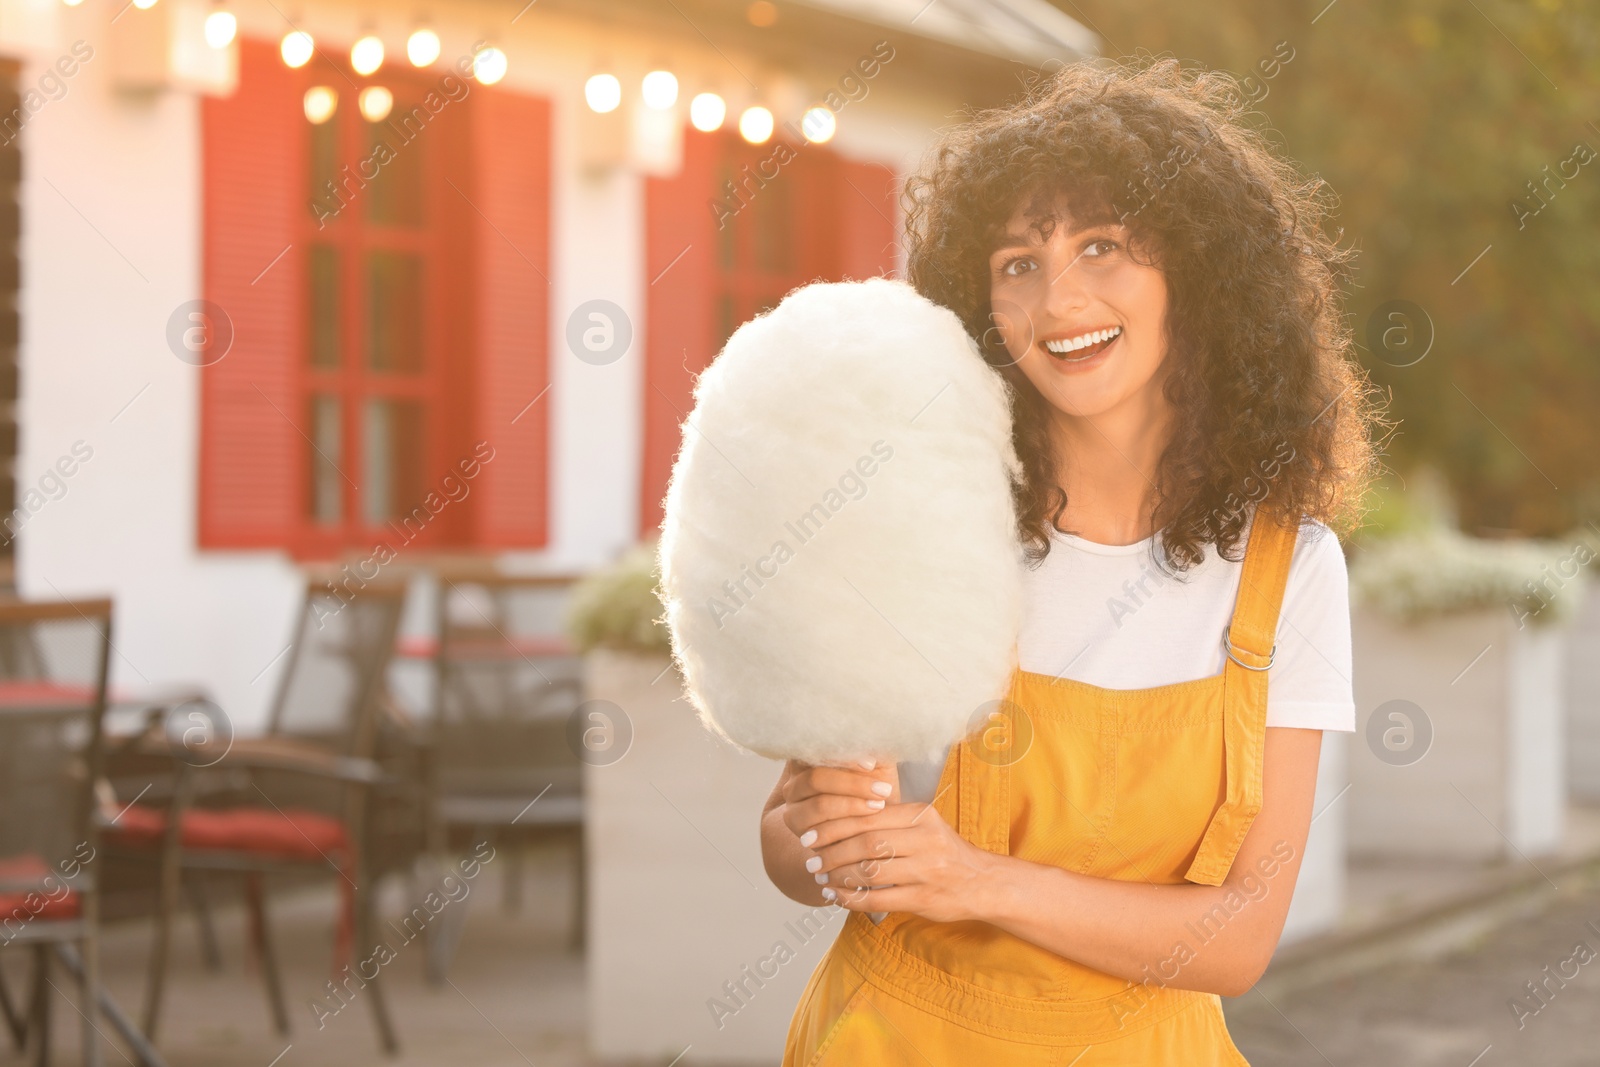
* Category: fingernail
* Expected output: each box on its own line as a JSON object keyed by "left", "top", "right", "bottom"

{"left": 866, "top": 799, "right": 885, "bottom": 810}
{"left": 822, "top": 887, "right": 837, "bottom": 902}
{"left": 805, "top": 856, "right": 823, "bottom": 873}
{"left": 858, "top": 759, "right": 876, "bottom": 770}
{"left": 799, "top": 829, "right": 818, "bottom": 847}
{"left": 871, "top": 782, "right": 893, "bottom": 797}
{"left": 814, "top": 872, "right": 829, "bottom": 884}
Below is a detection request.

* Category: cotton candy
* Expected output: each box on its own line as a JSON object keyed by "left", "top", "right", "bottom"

{"left": 658, "top": 276, "right": 1024, "bottom": 766}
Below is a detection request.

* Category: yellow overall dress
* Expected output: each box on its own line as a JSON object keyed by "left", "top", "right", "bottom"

{"left": 782, "top": 512, "right": 1300, "bottom": 1066}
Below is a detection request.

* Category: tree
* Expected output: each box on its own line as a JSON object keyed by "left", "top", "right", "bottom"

{"left": 1058, "top": 0, "right": 1600, "bottom": 534}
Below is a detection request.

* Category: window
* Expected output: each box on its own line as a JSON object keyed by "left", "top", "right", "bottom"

{"left": 708, "top": 149, "right": 801, "bottom": 355}
{"left": 200, "top": 38, "right": 552, "bottom": 555}
{"left": 300, "top": 56, "right": 443, "bottom": 549}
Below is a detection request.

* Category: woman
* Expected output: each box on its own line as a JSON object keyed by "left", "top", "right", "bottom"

{"left": 760, "top": 59, "right": 1381, "bottom": 1064}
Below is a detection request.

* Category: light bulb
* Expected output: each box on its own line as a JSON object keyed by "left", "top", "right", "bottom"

{"left": 203, "top": 10, "right": 237, "bottom": 48}
{"left": 585, "top": 73, "right": 621, "bottom": 113}
{"left": 359, "top": 86, "right": 393, "bottom": 122}
{"left": 473, "top": 46, "right": 507, "bottom": 85}
{"left": 739, "top": 106, "right": 774, "bottom": 144}
{"left": 642, "top": 70, "right": 678, "bottom": 110}
{"left": 689, "top": 92, "right": 726, "bottom": 132}
{"left": 801, "top": 106, "right": 836, "bottom": 143}
{"left": 281, "top": 30, "right": 315, "bottom": 69}
{"left": 351, "top": 35, "right": 384, "bottom": 76}
{"left": 304, "top": 86, "right": 338, "bottom": 125}
{"left": 407, "top": 28, "right": 441, "bottom": 67}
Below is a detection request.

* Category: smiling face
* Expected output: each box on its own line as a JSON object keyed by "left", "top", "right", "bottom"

{"left": 987, "top": 194, "right": 1171, "bottom": 423}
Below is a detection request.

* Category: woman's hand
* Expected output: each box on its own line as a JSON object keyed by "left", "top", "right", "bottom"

{"left": 761, "top": 758, "right": 900, "bottom": 906}
{"left": 779, "top": 760, "right": 901, "bottom": 843}
{"left": 806, "top": 800, "right": 997, "bottom": 924}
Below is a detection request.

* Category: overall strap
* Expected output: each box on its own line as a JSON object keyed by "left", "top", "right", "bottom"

{"left": 1183, "top": 508, "right": 1300, "bottom": 886}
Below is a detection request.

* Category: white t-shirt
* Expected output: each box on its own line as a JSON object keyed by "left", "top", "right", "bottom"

{"left": 1016, "top": 518, "right": 1356, "bottom": 732}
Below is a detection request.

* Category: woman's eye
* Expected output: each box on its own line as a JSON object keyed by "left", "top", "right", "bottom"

{"left": 997, "top": 255, "right": 1035, "bottom": 277}
{"left": 1083, "top": 238, "right": 1120, "bottom": 257}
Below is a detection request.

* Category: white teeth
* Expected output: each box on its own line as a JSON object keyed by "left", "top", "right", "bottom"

{"left": 1043, "top": 325, "right": 1121, "bottom": 355}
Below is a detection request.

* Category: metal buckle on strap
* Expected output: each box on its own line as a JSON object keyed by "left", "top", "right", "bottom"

{"left": 1222, "top": 625, "right": 1275, "bottom": 671}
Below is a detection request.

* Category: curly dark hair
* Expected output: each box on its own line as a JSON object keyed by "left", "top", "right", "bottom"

{"left": 902, "top": 57, "right": 1383, "bottom": 570}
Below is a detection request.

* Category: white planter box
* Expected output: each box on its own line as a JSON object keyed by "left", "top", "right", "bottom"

{"left": 583, "top": 648, "right": 844, "bottom": 1065}
{"left": 1564, "top": 583, "right": 1600, "bottom": 799}
{"left": 1349, "top": 605, "right": 1567, "bottom": 859}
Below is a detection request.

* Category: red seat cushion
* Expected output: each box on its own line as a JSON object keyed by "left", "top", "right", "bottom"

{"left": 0, "top": 853, "right": 81, "bottom": 923}
{"left": 108, "top": 805, "right": 358, "bottom": 969}
{"left": 109, "top": 804, "right": 348, "bottom": 863}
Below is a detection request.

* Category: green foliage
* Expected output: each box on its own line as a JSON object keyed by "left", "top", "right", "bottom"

{"left": 563, "top": 540, "right": 673, "bottom": 655}
{"left": 1351, "top": 467, "right": 1456, "bottom": 543}
{"left": 1067, "top": 0, "right": 1600, "bottom": 535}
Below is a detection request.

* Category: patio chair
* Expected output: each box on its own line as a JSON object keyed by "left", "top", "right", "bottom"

{"left": 102, "top": 578, "right": 411, "bottom": 1054}
{"left": 0, "top": 596, "right": 112, "bottom": 1067}
{"left": 420, "top": 573, "right": 586, "bottom": 982}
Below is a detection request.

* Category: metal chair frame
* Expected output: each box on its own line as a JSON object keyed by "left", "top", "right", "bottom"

{"left": 421, "top": 572, "right": 586, "bottom": 982}
{"left": 108, "top": 579, "right": 411, "bottom": 1055}
{"left": 0, "top": 597, "right": 116, "bottom": 1067}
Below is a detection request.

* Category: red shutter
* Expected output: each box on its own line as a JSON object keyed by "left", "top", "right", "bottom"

{"left": 837, "top": 159, "right": 900, "bottom": 280}
{"left": 198, "top": 38, "right": 301, "bottom": 548}
{"left": 640, "top": 130, "right": 719, "bottom": 541}
{"left": 466, "top": 88, "right": 551, "bottom": 548}
{"left": 638, "top": 137, "right": 901, "bottom": 539}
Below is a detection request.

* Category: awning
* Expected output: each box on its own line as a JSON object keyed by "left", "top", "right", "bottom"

{"left": 786, "top": 0, "right": 1099, "bottom": 65}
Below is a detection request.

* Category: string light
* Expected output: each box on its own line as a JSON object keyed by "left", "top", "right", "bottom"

{"left": 585, "top": 73, "right": 621, "bottom": 113}
{"left": 801, "top": 106, "right": 836, "bottom": 143}
{"left": 689, "top": 92, "right": 726, "bottom": 132}
{"left": 739, "top": 105, "right": 774, "bottom": 144}
{"left": 642, "top": 70, "right": 678, "bottom": 110}
{"left": 351, "top": 35, "right": 384, "bottom": 76}
{"left": 303, "top": 86, "right": 338, "bottom": 124}
{"left": 472, "top": 45, "right": 507, "bottom": 85}
{"left": 407, "top": 27, "right": 441, "bottom": 67}
{"left": 203, "top": 8, "right": 237, "bottom": 48}
{"left": 281, "top": 30, "right": 315, "bottom": 68}
{"left": 359, "top": 86, "right": 394, "bottom": 122}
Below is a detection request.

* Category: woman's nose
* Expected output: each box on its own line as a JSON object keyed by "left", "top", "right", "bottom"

{"left": 1042, "top": 253, "right": 1091, "bottom": 317}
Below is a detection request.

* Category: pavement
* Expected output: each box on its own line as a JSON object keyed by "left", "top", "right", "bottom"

{"left": 6, "top": 840, "right": 595, "bottom": 1067}
{"left": 1228, "top": 801, "right": 1600, "bottom": 1065}
{"left": 1226, "top": 878, "right": 1600, "bottom": 1066}
{"left": 9, "top": 815, "right": 1600, "bottom": 1066}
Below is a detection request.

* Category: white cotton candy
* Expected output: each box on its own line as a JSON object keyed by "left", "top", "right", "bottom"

{"left": 657, "top": 277, "right": 1024, "bottom": 766}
